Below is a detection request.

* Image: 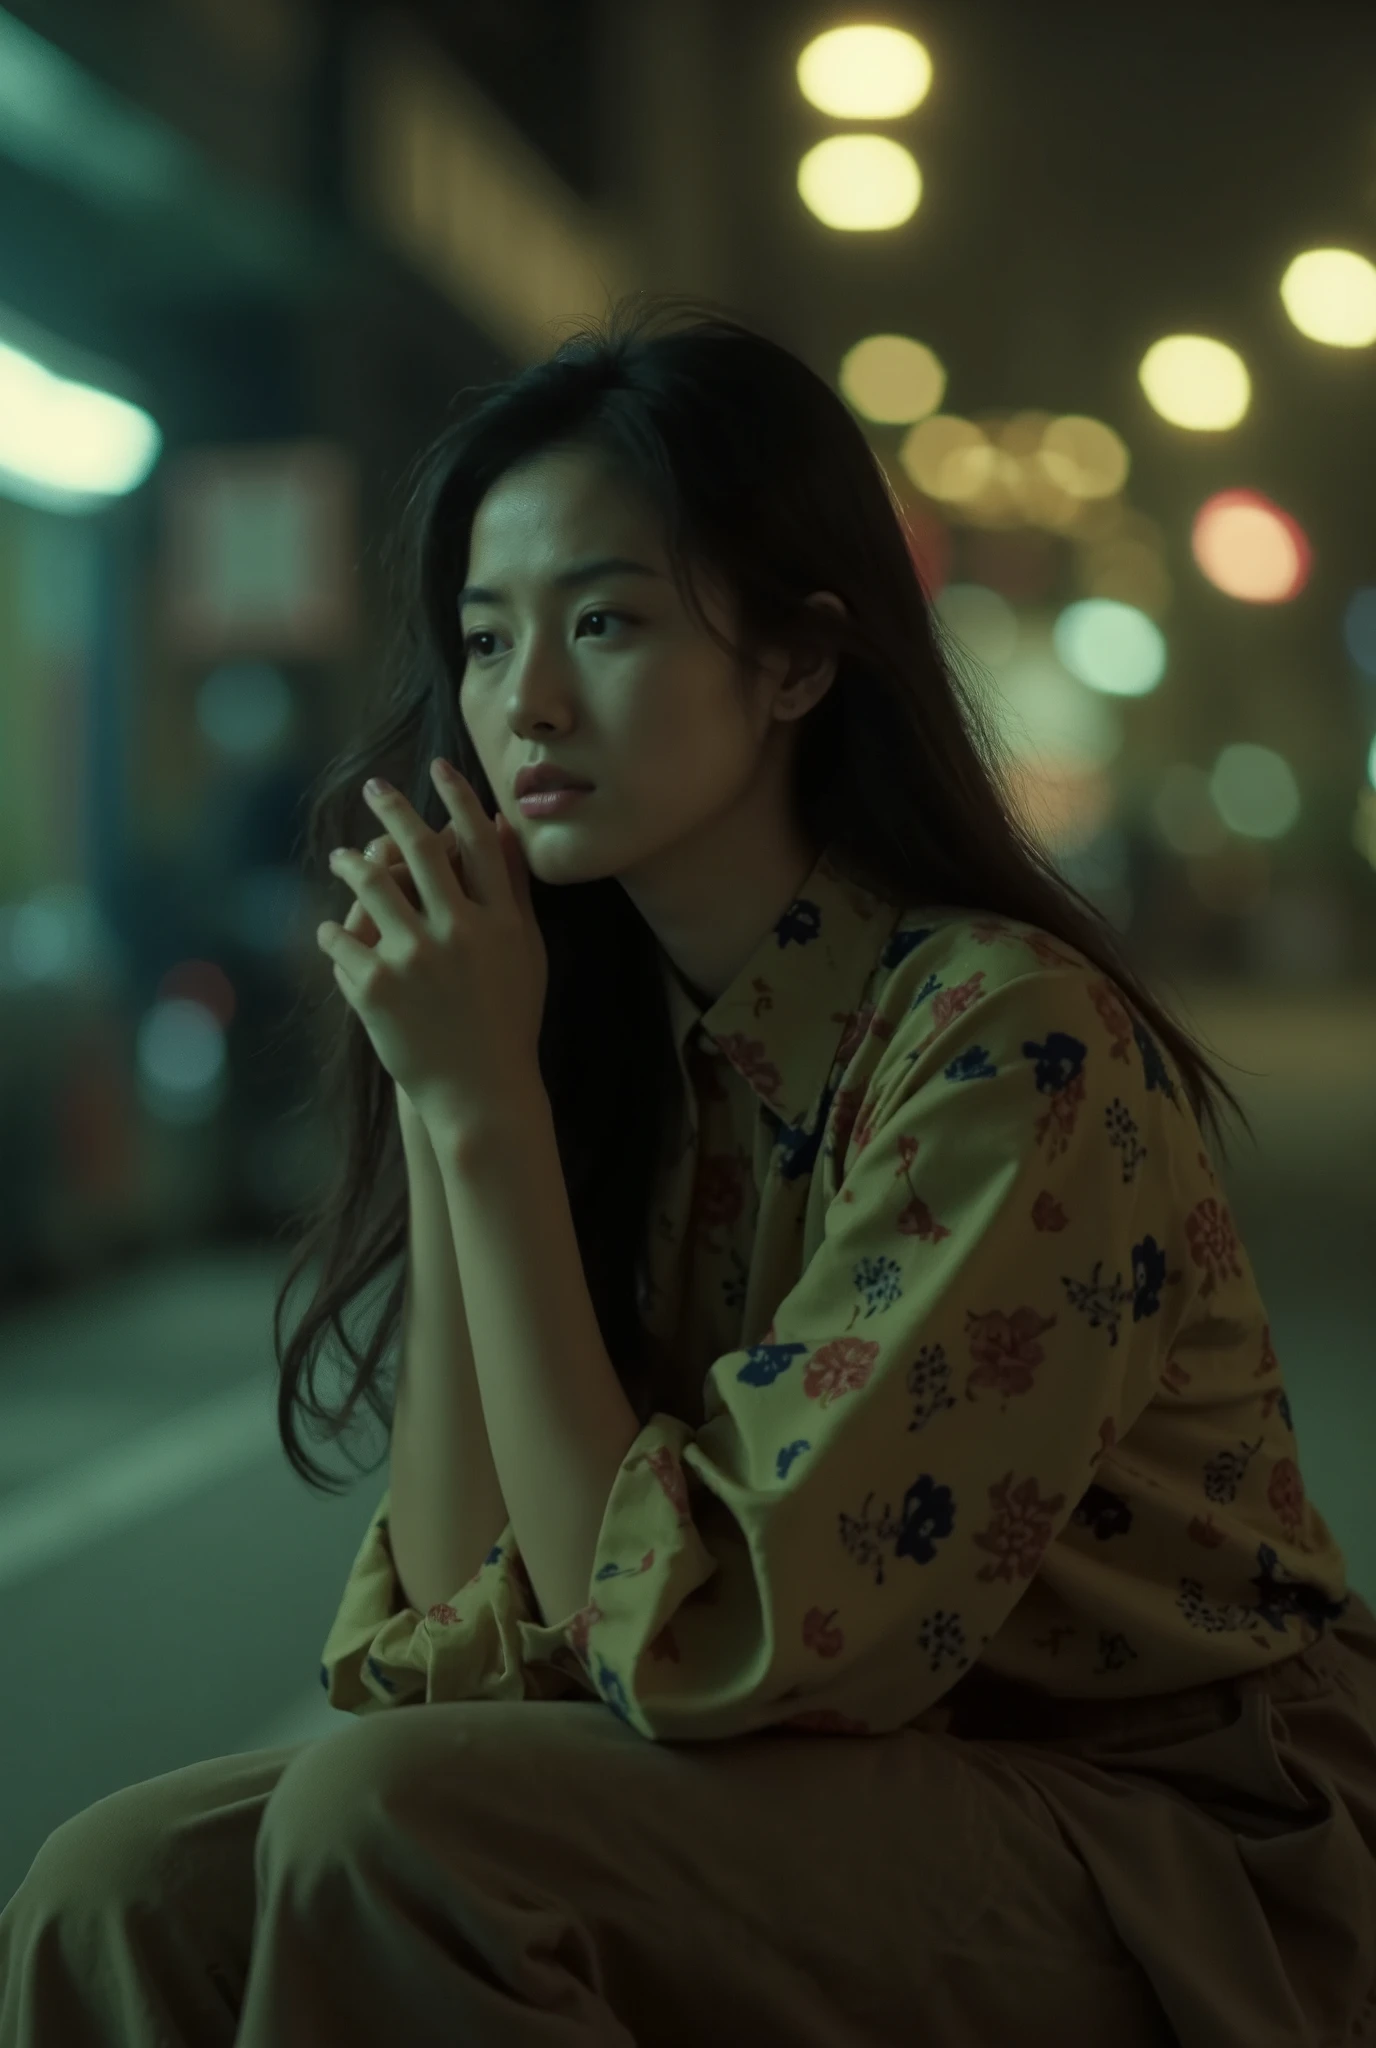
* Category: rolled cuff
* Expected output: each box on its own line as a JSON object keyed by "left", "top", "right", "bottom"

{"left": 318, "top": 1490, "right": 600, "bottom": 1714}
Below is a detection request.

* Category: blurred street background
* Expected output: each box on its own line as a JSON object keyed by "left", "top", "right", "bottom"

{"left": 0, "top": 0, "right": 1373, "bottom": 1905}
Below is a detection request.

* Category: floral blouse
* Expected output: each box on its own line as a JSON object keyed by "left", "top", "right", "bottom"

{"left": 319, "top": 844, "right": 1352, "bottom": 1740}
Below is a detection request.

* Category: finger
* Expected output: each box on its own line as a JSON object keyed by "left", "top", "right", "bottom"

{"left": 352, "top": 819, "right": 462, "bottom": 934}
{"left": 328, "top": 844, "right": 424, "bottom": 940}
{"left": 428, "top": 760, "right": 505, "bottom": 904}
{"left": 359, "top": 783, "right": 464, "bottom": 923}
{"left": 317, "top": 919, "right": 374, "bottom": 984}
{"left": 371, "top": 822, "right": 460, "bottom": 874}
{"left": 346, "top": 833, "right": 425, "bottom": 945}
{"left": 343, "top": 897, "right": 382, "bottom": 945}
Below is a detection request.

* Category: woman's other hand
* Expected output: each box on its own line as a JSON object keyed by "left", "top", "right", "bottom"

{"left": 340, "top": 820, "right": 463, "bottom": 947}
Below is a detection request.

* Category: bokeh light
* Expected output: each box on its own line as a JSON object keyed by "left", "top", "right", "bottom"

{"left": 1343, "top": 587, "right": 1376, "bottom": 677}
{"left": 1280, "top": 247, "right": 1376, "bottom": 348}
{"left": 1076, "top": 532, "right": 1174, "bottom": 617}
{"left": 1037, "top": 416, "right": 1130, "bottom": 498}
{"left": 1138, "top": 334, "right": 1251, "bottom": 430}
{"left": 1209, "top": 742, "right": 1302, "bottom": 840}
{"left": 900, "top": 412, "right": 1138, "bottom": 538}
{"left": 1192, "top": 490, "right": 1312, "bottom": 603}
{"left": 797, "top": 135, "right": 921, "bottom": 231}
{"left": 1053, "top": 598, "right": 1166, "bottom": 698}
{"left": 796, "top": 24, "right": 933, "bottom": 119}
{"left": 840, "top": 333, "right": 945, "bottom": 423}
{"left": 0, "top": 332, "right": 160, "bottom": 511}
{"left": 899, "top": 414, "right": 993, "bottom": 500}
{"left": 196, "top": 661, "right": 296, "bottom": 760}
{"left": 135, "top": 998, "right": 229, "bottom": 1126}
{"left": 934, "top": 582, "right": 1019, "bottom": 669}
{"left": 1150, "top": 763, "right": 1229, "bottom": 857}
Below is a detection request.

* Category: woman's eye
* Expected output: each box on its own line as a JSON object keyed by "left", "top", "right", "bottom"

{"left": 462, "top": 610, "right": 631, "bottom": 661}
{"left": 579, "top": 608, "right": 626, "bottom": 639}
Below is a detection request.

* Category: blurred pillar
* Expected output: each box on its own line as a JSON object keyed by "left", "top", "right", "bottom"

{"left": 592, "top": 0, "right": 730, "bottom": 303}
{"left": 85, "top": 504, "right": 138, "bottom": 930}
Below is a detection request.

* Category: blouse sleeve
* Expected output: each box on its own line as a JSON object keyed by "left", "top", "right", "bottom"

{"left": 318, "top": 1490, "right": 600, "bottom": 1713}
{"left": 549, "top": 964, "right": 1180, "bottom": 1741}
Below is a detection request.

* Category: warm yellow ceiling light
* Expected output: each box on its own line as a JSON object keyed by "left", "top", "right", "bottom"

{"left": 1038, "top": 416, "right": 1130, "bottom": 498}
{"left": 899, "top": 414, "right": 995, "bottom": 500}
{"left": 797, "top": 134, "right": 921, "bottom": 230}
{"left": 796, "top": 24, "right": 933, "bottom": 119}
{"left": 840, "top": 333, "right": 945, "bottom": 422}
{"left": 1280, "top": 247, "right": 1376, "bottom": 348}
{"left": 1138, "top": 334, "right": 1250, "bottom": 430}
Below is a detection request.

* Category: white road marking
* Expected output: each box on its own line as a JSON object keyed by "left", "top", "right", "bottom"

{"left": 0, "top": 1380, "right": 278, "bottom": 1591}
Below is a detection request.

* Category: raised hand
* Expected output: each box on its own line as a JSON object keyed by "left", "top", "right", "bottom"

{"left": 341, "top": 820, "right": 464, "bottom": 948}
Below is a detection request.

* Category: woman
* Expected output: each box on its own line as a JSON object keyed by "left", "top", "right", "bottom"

{"left": 3, "top": 295, "right": 1374, "bottom": 2046}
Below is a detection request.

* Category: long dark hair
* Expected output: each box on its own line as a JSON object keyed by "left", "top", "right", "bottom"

{"left": 270, "top": 292, "right": 1257, "bottom": 1496}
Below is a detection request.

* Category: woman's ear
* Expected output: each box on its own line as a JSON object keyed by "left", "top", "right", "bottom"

{"left": 787, "top": 590, "right": 847, "bottom": 704}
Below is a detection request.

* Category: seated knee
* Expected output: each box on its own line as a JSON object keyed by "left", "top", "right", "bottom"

{"left": 13, "top": 1779, "right": 171, "bottom": 1919}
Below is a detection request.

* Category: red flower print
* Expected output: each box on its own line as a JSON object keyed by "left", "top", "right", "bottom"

{"left": 971, "top": 1470, "right": 1067, "bottom": 1582}
{"left": 1184, "top": 1195, "right": 1244, "bottom": 1297}
{"left": 893, "top": 1129, "right": 952, "bottom": 1243}
{"left": 965, "top": 1304, "right": 1058, "bottom": 1406}
{"left": 1088, "top": 977, "right": 1135, "bottom": 1061}
{"left": 803, "top": 1334, "right": 880, "bottom": 1405}
{"left": 565, "top": 1602, "right": 603, "bottom": 1659}
{"left": 848, "top": 1093, "right": 883, "bottom": 1159}
{"left": 829, "top": 1084, "right": 865, "bottom": 1165}
{"left": 831, "top": 995, "right": 876, "bottom": 1064}
{"left": 919, "top": 970, "right": 989, "bottom": 1049}
{"left": 897, "top": 1188, "right": 952, "bottom": 1244}
{"left": 1020, "top": 931, "right": 1086, "bottom": 970}
{"left": 714, "top": 1032, "right": 783, "bottom": 1100}
{"left": 1161, "top": 1353, "right": 1192, "bottom": 1394}
{"left": 636, "top": 1443, "right": 690, "bottom": 1520}
{"left": 1267, "top": 1456, "right": 1306, "bottom": 1538}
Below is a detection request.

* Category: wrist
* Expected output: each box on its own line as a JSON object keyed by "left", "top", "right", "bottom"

{"left": 396, "top": 1089, "right": 434, "bottom": 1155}
{"left": 422, "top": 1083, "right": 552, "bottom": 1170}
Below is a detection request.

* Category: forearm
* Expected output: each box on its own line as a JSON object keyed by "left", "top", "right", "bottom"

{"left": 387, "top": 1093, "right": 510, "bottom": 1615}
{"left": 431, "top": 1091, "right": 642, "bottom": 1631}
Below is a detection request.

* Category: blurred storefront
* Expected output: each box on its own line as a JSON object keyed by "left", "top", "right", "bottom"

{"left": 0, "top": 0, "right": 638, "bottom": 1292}
{"left": 1, "top": 0, "right": 1370, "bottom": 1302}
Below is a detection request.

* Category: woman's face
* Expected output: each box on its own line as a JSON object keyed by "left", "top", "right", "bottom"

{"left": 456, "top": 441, "right": 838, "bottom": 996}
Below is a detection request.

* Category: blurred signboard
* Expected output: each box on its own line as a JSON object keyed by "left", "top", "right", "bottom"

{"left": 160, "top": 441, "right": 357, "bottom": 660}
{"left": 350, "top": 14, "right": 635, "bottom": 362}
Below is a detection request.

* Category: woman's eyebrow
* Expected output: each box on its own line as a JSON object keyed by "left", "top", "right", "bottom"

{"left": 457, "top": 556, "right": 663, "bottom": 611}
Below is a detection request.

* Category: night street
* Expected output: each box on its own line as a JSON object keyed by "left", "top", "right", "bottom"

{"left": 2, "top": 982, "right": 1372, "bottom": 1905}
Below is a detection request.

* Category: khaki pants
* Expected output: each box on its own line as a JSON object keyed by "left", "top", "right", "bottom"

{"left": 3, "top": 1594, "right": 1375, "bottom": 2047}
